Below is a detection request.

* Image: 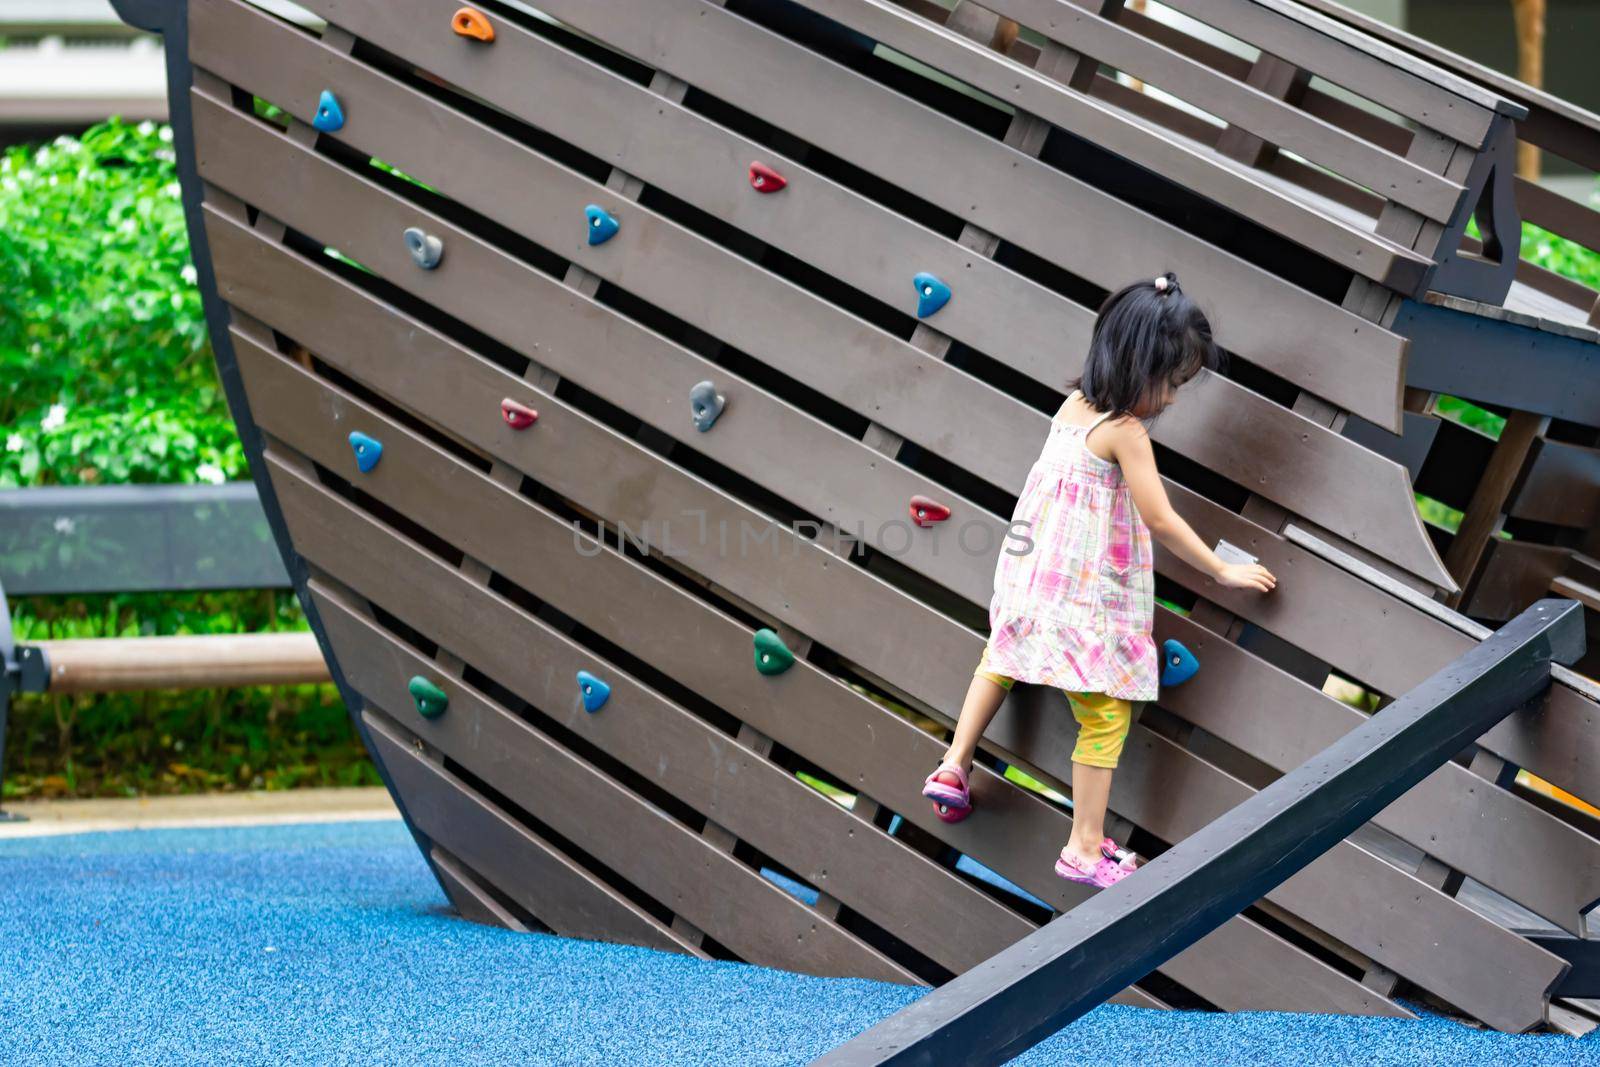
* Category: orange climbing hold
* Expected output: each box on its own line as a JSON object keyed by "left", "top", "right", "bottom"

{"left": 451, "top": 7, "right": 494, "bottom": 42}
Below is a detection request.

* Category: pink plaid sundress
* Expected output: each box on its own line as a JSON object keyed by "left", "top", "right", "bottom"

{"left": 981, "top": 394, "right": 1160, "bottom": 701}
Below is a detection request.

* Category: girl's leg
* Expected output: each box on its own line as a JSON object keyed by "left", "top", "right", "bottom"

{"left": 933, "top": 650, "right": 1012, "bottom": 788}
{"left": 1060, "top": 693, "right": 1134, "bottom": 867}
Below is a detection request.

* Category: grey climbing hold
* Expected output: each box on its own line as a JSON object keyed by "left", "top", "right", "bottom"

{"left": 403, "top": 227, "right": 443, "bottom": 270}
{"left": 689, "top": 380, "right": 726, "bottom": 432}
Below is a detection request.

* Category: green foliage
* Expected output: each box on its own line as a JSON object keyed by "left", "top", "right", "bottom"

{"left": 0, "top": 118, "right": 245, "bottom": 488}
{"left": 1434, "top": 395, "right": 1506, "bottom": 439}
{"left": 4, "top": 590, "right": 377, "bottom": 800}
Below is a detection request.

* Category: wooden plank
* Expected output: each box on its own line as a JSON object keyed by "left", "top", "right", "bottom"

{"left": 308, "top": 0, "right": 1409, "bottom": 430}
{"left": 203, "top": 206, "right": 1600, "bottom": 810}
{"left": 1158, "top": 0, "right": 1501, "bottom": 145}
{"left": 1468, "top": 541, "right": 1573, "bottom": 623}
{"left": 189, "top": 0, "right": 1445, "bottom": 588}
{"left": 1153, "top": 610, "right": 1600, "bottom": 934}
{"left": 816, "top": 599, "right": 1582, "bottom": 1065}
{"left": 233, "top": 349, "right": 1401, "bottom": 1016}
{"left": 368, "top": 708, "right": 698, "bottom": 954}
{"left": 963, "top": 0, "right": 1462, "bottom": 221}
{"left": 289, "top": 512, "right": 1039, "bottom": 974}
{"left": 189, "top": 88, "right": 1452, "bottom": 599}
{"left": 776, "top": 0, "right": 1433, "bottom": 284}
{"left": 1445, "top": 410, "right": 1549, "bottom": 606}
{"left": 264, "top": 465, "right": 919, "bottom": 984}
{"left": 235, "top": 328, "right": 1549, "bottom": 1029}
{"left": 1511, "top": 438, "right": 1600, "bottom": 529}
{"left": 428, "top": 846, "right": 530, "bottom": 933}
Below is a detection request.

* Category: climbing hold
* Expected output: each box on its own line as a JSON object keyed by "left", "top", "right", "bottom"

{"left": 403, "top": 227, "right": 444, "bottom": 270}
{"left": 748, "top": 161, "right": 787, "bottom": 193}
{"left": 500, "top": 398, "right": 538, "bottom": 430}
{"left": 909, "top": 494, "right": 950, "bottom": 528}
{"left": 577, "top": 669, "right": 610, "bottom": 712}
{"left": 408, "top": 676, "right": 449, "bottom": 719}
{"left": 913, "top": 272, "right": 951, "bottom": 318}
{"left": 348, "top": 431, "right": 383, "bottom": 473}
{"left": 312, "top": 90, "right": 344, "bottom": 133}
{"left": 1161, "top": 638, "right": 1199, "bottom": 687}
{"left": 887, "top": 813, "right": 904, "bottom": 836}
{"left": 451, "top": 7, "right": 494, "bottom": 41}
{"left": 753, "top": 628, "right": 795, "bottom": 675}
{"left": 689, "top": 380, "right": 726, "bottom": 432}
{"left": 585, "top": 204, "right": 619, "bottom": 246}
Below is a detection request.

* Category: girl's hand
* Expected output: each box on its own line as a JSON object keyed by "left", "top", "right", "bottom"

{"left": 1217, "top": 562, "right": 1276, "bottom": 593}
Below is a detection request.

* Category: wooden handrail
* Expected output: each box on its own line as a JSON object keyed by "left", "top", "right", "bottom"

{"left": 30, "top": 633, "right": 328, "bottom": 693}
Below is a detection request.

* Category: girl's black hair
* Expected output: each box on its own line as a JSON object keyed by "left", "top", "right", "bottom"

{"left": 1066, "top": 270, "right": 1227, "bottom": 422}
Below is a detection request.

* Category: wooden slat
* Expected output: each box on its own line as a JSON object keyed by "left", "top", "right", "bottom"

{"left": 1153, "top": 611, "right": 1600, "bottom": 934}
{"left": 817, "top": 599, "right": 1582, "bottom": 1066}
{"left": 781, "top": 0, "right": 1435, "bottom": 283}
{"left": 964, "top": 0, "right": 1463, "bottom": 220}
{"left": 267, "top": 461, "right": 919, "bottom": 984}
{"left": 366, "top": 706, "right": 699, "bottom": 954}
{"left": 1511, "top": 438, "right": 1600, "bottom": 528}
{"left": 1445, "top": 410, "right": 1550, "bottom": 605}
{"left": 429, "top": 846, "right": 530, "bottom": 933}
{"left": 224, "top": 320, "right": 1401, "bottom": 1015}
{"left": 277, "top": 467, "right": 1040, "bottom": 973}
{"left": 1468, "top": 541, "right": 1573, "bottom": 623}
{"left": 300, "top": 0, "right": 1408, "bottom": 430}
{"left": 190, "top": 0, "right": 1445, "bottom": 588}
{"left": 200, "top": 209, "right": 1600, "bottom": 813}
{"left": 233, "top": 317, "right": 1551, "bottom": 1029}
{"left": 1158, "top": 0, "right": 1501, "bottom": 146}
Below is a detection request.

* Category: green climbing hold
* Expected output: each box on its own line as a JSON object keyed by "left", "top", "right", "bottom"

{"left": 753, "top": 628, "right": 795, "bottom": 675}
{"left": 408, "top": 675, "right": 448, "bottom": 718}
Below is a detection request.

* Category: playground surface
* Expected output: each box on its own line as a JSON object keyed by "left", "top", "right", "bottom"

{"left": 2, "top": 812, "right": 1596, "bottom": 1066}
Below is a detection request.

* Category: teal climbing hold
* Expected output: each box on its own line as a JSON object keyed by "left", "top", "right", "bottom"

{"left": 753, "top": 628, "right": 795, "bottom": 675}
{"left": 313, "top": 90, "right": 345, "bottom": 132}
{"left": 408, "top": 676, "right": 449, "bottom": 719}
{"left": 585, "top": 204, "right": 619, "bottom": 246}
{"left": 403, "top": 227, "right": 444, "bottom": 270}
{"left": 577, "top": 669, "right": 610, "bottom": 712}
{"left": 689, "top": 380, "right": 726, "bottom": 432}
{"left": 348, "top": 431, "right": 382, "bottom": 473}
{"left": 1161, "top": 638, "right": 1199, "bottom": 687}
{"left": 913, "top": 272, "right": 951, "bottom": 318}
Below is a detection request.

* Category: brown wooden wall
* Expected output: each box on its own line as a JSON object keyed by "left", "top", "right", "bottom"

{"left": 167, "top": 0, "right": 1600, "bottom": 1035}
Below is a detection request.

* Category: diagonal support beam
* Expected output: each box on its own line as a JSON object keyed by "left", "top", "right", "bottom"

{"left": 815, "top": 598, "right": 1585, "bottom": 1066}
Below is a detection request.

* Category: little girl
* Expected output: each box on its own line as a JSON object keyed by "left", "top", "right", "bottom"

{"left": 921, "top": 271, "right": 1276, "bottom": 889}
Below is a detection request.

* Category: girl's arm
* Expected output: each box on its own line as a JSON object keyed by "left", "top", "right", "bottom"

{"left": 1105, "top": 419, "right": 1276, "bottom": 593}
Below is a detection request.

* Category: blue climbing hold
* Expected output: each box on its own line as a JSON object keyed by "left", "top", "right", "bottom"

{"left": 348, "top": 431, "right": 382, "bottom": 473}
{"left": 887, "top": 813, "right": 904, "bottom": 836}
{"left": 584, "top": 204, "right": 619, "bottom": 246}
{"left": 576, "top": 669, "right": 610, "bottom": 712}
{"left": 913, "top": 272, "right": 951, "bottom": 318}
{"left": 313, "top": 90, "right": 345, "bottom": 132}
{"left": 1161, "top": 638, "right": 1199, "bottom": 687}
{"left": 689, "top": 380, "right": 725, "bottom": 432}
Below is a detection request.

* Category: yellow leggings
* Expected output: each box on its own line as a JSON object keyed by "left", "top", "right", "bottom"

{"left": 974, "top": 648, "right": 1136, "bottom": 769}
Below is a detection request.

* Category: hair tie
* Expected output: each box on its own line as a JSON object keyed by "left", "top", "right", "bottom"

{"left": 1153, "top": 276, "right": 1169, "bottom": 293}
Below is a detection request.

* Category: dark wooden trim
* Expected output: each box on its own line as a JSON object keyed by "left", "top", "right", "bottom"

{"left": 814, "top": 599, "right": 1583, "bottom": 1065}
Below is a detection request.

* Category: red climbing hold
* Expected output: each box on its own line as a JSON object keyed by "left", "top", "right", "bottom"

{"left": 909, "top": 495, "right": 950, "bottom": 528}
{"left": 501, "top": 398, "right": 538, "bottom": 430}
{"left": 748, "top": 161, "right": 787, "bottom": 194}
{"left": 452, "top": 7, "right": 495, "bottom": 41}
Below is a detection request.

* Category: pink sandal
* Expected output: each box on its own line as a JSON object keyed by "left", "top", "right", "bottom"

{"left": 1054, "top": 847, "right": 1135, "bottom": 888}
{"left": 921, "top": 760, "right": 972, "bottom": 824}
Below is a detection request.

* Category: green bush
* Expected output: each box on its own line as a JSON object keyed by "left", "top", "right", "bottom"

{"left": 0, "top": 118, "right": 244, "bottom": 488}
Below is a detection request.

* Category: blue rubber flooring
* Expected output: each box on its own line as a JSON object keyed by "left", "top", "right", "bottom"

{"left": 1, "top": 819, "right": 1596, "bottom": 1066}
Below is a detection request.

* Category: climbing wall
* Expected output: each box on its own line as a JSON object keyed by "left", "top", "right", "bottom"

{"left": 128, "top": 0, "right": 1600, "bottom": 1033}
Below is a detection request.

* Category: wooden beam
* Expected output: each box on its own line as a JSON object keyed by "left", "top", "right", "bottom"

{"left": 814, "top": 598, "right": 1583, "bottom": 1066}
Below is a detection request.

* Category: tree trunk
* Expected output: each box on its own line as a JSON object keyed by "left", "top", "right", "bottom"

{"left": 1511, "top": 0, "right": 1544, "bottom": 180}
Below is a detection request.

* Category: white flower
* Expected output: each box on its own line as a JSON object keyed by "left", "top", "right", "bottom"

{"left": 53, "top": 516, "right": 76, "bottom": 536}
{"left": 138, "top": 120, "right": 155, "bottom": 136}
{"left": 4, "top": 434, "right": 23, "bottom": 452}
{"left": 40, "top": 404, "right": 67, "bottom": 431}
{"left": 159, "top": 126, "right": 173, "bottom": 143}
{"left": 195, "top": 463, "right": 225, "bottom": 485}
{"left": 181, "top": 264, "right": 197, "bottom": 285}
